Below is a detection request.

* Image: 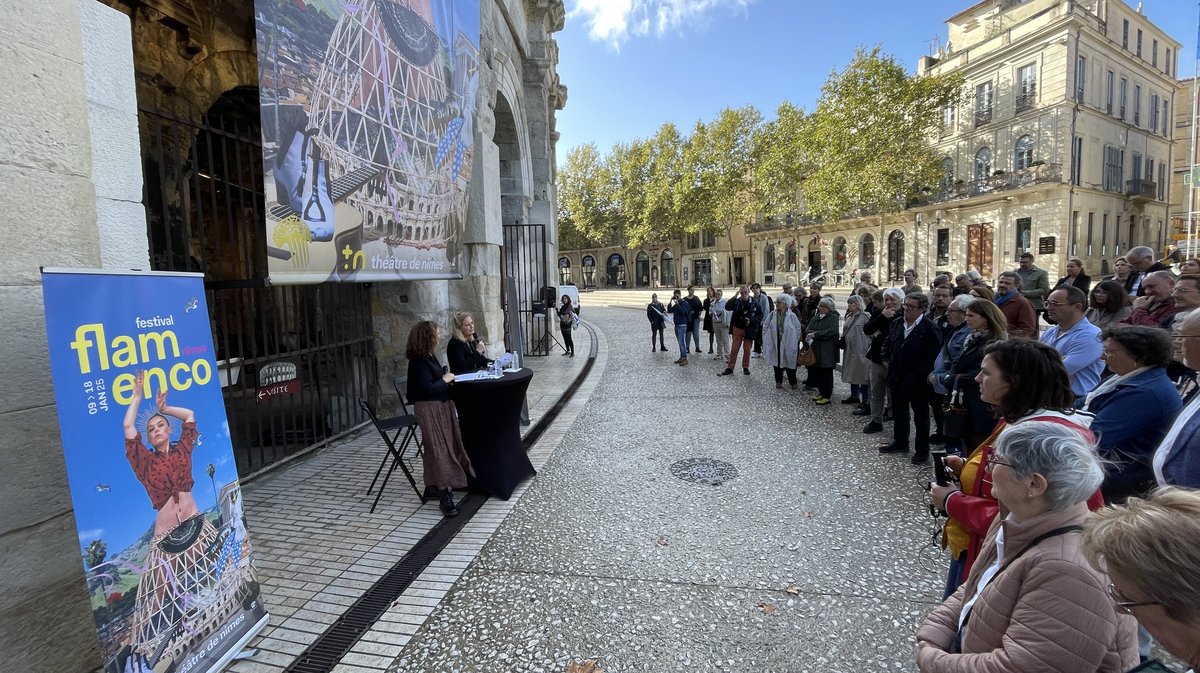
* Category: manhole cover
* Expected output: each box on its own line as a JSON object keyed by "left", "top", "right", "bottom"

{"left": 670, "top": 458, "right": 739, "bottom": 486}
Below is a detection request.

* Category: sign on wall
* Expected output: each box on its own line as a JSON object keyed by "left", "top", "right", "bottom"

{"left": 255, "top": 0, "right": 481, "bottom": 284}
{"left": 41, "top": 269, "right": 268, "bottom": 673}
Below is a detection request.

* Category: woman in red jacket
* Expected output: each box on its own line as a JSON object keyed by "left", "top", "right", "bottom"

{"left": 930, "top": 339, "right": 1103, "bottom": 597}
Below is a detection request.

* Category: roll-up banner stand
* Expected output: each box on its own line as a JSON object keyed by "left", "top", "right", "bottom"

{"left": 41, "top": 269, "right": 268, "bottom": 673}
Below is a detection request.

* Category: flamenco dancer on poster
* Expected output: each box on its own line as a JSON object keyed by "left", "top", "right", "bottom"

{"left": 122, "top": 371, "right": 225, "bottom": 665}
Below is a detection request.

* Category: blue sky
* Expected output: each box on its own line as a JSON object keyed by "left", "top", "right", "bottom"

{"left": 555, "top": 0, "right": 1199, "bottom": 157}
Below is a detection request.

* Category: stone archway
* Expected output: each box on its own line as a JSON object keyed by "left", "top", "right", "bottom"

{"left": 494, "top": 93, "right": 524, "bottom": 226}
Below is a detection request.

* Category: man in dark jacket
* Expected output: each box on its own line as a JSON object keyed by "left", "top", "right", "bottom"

{"left": 1125, "top": 245, "right": 1172, "bottom": 297}
{"left": 667, "top": 289, "right": 693, "bottom": 366}
{"left": 880, "top": 292, "right": 943, "bottom": 463}
{"left": 685, "top": 285, "right": 704, "bottom": 354}
{"left": 720, "top": 285, "right": 762, "bottom": 376}
{"left": 862, "top": 288, "right": 904, "bottom": 432}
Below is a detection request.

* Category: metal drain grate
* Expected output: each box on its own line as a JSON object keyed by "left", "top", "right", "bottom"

{"left": 670, "top": 458, "right": 739, "bottom": 486}
{"left": 282, "top": 321, "right": 599, "bottom": 673}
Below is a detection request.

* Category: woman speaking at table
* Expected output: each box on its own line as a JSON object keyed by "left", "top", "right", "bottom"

{"left": 447, "top": 311, "right": 492, "bottom": 374}
{"left": 406, "top": 321, "right": 474, "bottom": 517}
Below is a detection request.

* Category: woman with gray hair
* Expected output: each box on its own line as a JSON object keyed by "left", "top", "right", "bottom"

{"left": 840, "top": 294, "right": 871, "bottom": 405}
{"left": 807, "top": 296, "right": 840, "bottom": 404}
{"left": 917, "top": 421, "right": 1138, "bottom": 672}
{"left": 762, "top": 293, "right": 802, "bottom": 389}
{"left": 1083, "top": 487, "right": 1200, "bottom": 671}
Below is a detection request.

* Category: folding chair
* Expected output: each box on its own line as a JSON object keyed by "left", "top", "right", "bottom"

{"left": 392, "top": 376, "right": 424, "bottom": 462}
{"left": 359, "top": 398, "right": 423, "bottom": 513}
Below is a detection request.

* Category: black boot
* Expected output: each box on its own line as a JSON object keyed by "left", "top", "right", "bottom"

{"left": 439, "top": 489, "right": 459, "bottom": 517}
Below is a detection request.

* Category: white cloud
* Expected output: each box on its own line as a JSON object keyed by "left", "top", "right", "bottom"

{"left": 78, "top": 528, "right": 105, "bottom": 543}
{"left": 569, "top": 0, "right": 755, "bottom": 48}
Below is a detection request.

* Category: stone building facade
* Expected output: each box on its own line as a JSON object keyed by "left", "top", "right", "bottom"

{"left": 0, "top": 0, "right": 564, "bottom": 670}
{"left": 751, "top": 0, "right": 1180, "bottom": 286}
{"left": 557, "top": 225, "right": 753, "bottom": 291}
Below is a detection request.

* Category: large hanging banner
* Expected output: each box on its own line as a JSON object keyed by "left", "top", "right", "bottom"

{"left": 255, "top": 0, "right": 481, "bottom": 284}
{"left": 41, "top": 270, "right": 268, "bottom": 673}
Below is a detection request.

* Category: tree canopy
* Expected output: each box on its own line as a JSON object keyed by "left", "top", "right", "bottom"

{"left": 555, "top": 47, "right": 964, "bottom": 248}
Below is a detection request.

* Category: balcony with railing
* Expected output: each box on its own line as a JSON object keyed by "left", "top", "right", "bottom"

{"left": 974, "top": 107, "right": 992, "bottom": 127}
{"left": 1125, "top": 178, "right": 1156, "bottom": 202}
{"left": 912, "top": 163, "right": 1063, "bottom": 206}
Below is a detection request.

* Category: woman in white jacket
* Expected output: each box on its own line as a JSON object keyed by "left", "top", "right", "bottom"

{"left": 762, "top": 294, "right": 802, "bottom": 390}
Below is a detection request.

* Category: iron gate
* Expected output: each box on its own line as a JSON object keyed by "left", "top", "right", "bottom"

{"left": 139, "top": 88, "right": 376, "bottom": 475}
{"left": 502, "top": 223, "right": 549, "bottom": 356}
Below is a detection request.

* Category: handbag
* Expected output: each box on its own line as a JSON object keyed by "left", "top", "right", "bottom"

{"left": 942, "top": 379, "right": 969, "bottom": 439}
{"left": 796, "top": 343, "right": 816, "bottom": 368}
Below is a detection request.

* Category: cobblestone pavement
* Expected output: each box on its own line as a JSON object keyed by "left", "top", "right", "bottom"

{"left": 390, "top": 307, "right": 947, "bottom": 673}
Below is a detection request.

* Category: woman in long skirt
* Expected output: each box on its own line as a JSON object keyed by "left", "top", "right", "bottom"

{"left": 406, "top": 321, "right": 475, "bottom": 516}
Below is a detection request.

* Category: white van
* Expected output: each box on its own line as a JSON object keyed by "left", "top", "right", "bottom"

{"left": 558, "top": 285, "right": 581, "bottom": 316}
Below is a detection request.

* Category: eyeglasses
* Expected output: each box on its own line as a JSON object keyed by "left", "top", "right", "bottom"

{"left": 983, "top": 458, "right": 1013, "bottom": 472}
{"left": 1108, "top": 583, "right": 1158, "bottom": 614}
{"left": 1045, "top": 300, "right": 1070, "bottom": 307}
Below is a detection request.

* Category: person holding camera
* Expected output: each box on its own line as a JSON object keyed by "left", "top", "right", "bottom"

{"left": 667, "top": 289, "right": 693, "bottom": 366}
{"left": 929, "top": 339, "right": 1104, "bottom": 596}
{"left": 917, "top": 421, "right": 1138, "bottom": 672}
{"left": 720, "top": 285, "right": 762, "bottom": 377}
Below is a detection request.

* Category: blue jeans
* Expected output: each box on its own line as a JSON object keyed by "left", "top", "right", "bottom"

{"left": 944, "top": 552, "right": 967, "bottom": 599}
{"left": 675, "top": 323, "right": 689, "bottom": 358}
{"left": 851, "top": 383, "right": 868, "bottom": 400}
{"left": 691, "top": 318, "right": 702, "bottom": 351}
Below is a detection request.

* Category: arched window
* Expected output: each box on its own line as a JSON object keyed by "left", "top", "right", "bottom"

{"left": 859, "top": 233, "right": 876, "bottom": 269}
{"left": 582, "top": 255, "right": 596, "bottom": 288}
{"left": 974, "top": 147, "right": 992, "bottom": 181}
{"left": 635, "top": 251, "right": 650, "bottom": 287}
{"left": 832, "top": 237, "right": 848, "bottom": 270}
{"left": 660, "top": 250, "right": 675, "bottom": 287}
{"left": 1013, "top": 135, "right": 1035, "bottom": 171}
{"left": 786, "top": 241, "right": 797, "bottom": 272}
{"left": 558, "top": 256, "right": 571, "bottom": 285}
{"left": 764, "top": 243, "right": 776, "bottom": 272}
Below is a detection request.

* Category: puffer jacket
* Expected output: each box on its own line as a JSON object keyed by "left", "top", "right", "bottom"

{"left": 916, "top": 503, "right": 1138, "bottom": 673}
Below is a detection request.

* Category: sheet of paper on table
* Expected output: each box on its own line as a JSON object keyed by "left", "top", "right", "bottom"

{"left": 454, "top": 371, "right": 488, "bottom": 382}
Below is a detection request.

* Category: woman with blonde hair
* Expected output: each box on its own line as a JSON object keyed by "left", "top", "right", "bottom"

{"left": 968, "top": 285, "right": 995, "bottom": 302}
{"left": 1083, "top": 487, "right": 1200, "bottom": 671}
{"left": 447, "top": 311, "right": 492, "bottom": 374}
{"left": 840, "top": 294, "right": 871, "bottom": 405}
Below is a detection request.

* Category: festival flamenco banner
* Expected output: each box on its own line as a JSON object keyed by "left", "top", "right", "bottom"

{"left": 41, "top": 270, "right": 268, "bottom": 673}
{"left": 255, "top": 0, "right": 481, "bottom": 284}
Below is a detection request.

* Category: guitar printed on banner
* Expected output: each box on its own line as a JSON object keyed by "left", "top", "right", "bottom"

{"left": 266, "top": 125, "right": 376, "bottom": 276}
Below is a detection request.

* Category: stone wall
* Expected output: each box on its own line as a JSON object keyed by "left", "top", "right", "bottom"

{"left": 0, "top": 1, "right": 145, "bottom": 671}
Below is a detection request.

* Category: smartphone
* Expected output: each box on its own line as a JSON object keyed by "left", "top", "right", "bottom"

{"left": 931, "top": 451, "right": 950, "bottom": 487}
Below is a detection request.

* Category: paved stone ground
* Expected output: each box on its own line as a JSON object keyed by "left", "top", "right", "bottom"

{"left": 228, "top": 342, "right": 591, "bottom": 673}
{"left": 389, "top": 306, "right": 948, "bottom": 673}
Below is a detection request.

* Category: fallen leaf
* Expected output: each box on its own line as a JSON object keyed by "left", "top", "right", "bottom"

{"left": 785, "top": 585, "right": 800, "bottom": 596}
{"left": 756, "top": 601, "right": 777, "bottom": 615}
{"left": 802, "top": 510, "right": 815, "bottom": 518}
{"left": 840, "top": 492, "right": 854, "bottom": 498}
{"left": 656, "top": 536, "right": 669, "bottom": 546}
{"left": 565, "top": 660, "right": 603, "bottom": 673}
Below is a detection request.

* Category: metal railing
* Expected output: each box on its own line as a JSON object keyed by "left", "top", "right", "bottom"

{"left": 1125, "top": 179, "right": 1156, "bottom": 200}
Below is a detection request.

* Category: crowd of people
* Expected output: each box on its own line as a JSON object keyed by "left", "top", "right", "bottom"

{"left": 645, "top": 246, "right": 1200, "bottom": 672}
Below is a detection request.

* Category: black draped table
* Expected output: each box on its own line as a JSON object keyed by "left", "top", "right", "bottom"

{"left": 449, "top": 368, "right": 535, "bottom": 499}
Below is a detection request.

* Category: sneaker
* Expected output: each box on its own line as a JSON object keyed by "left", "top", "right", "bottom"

{"left": 852, "top": 406, "right": 872, "bottom": 417}
{"left": 879, "top": 443, "right": 909, "bottom": 454}
{"left": 751, "top": 352, "right": 762, "bottom": 359}
{"left": 814, "top": 397, "right": 830, "bottom": 405}
{"left": 718, "top": 368, "right": 734, "bottom": 376}
{"left": 862, "top": 421, "right": 884, "bottom": 434}
{"left": 439, "top": 489, "right": 459, "bottom": 517}
{"left": 743, "top": 368, "right": 751, "bottom": 375}
{"left": 811, "top": 394, "right": 824, "bottom": 401}
{"left": 840, "top": 396, "right": 860, "bottom": 405}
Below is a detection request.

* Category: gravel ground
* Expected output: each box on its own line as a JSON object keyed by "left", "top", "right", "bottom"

{"left": 391, "top": 306, "right": 949, "bottom": 673}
